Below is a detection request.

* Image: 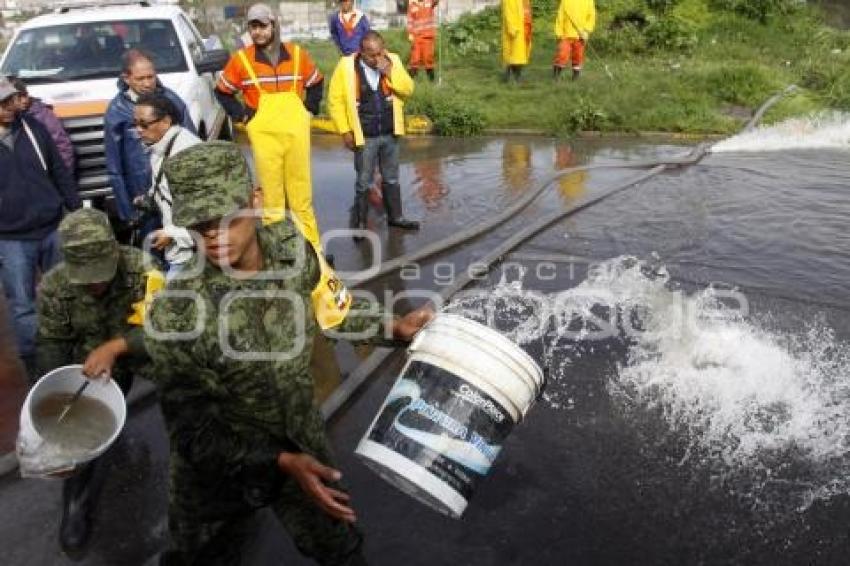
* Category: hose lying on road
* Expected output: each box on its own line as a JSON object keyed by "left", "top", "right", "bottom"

{"left": 320, "top": 88, "right": 797, "bottom": 421}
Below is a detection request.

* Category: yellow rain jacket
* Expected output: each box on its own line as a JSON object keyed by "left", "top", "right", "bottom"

{"left": 502, "top": 0, "right": 532, "bottom": 65}
{"left": 554, "top": 0, "right": 596, "bottom": 40}
{"left": 327, "top": 52, "right": 415, "bottom": 147}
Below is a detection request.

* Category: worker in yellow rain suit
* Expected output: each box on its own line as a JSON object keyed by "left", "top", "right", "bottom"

{"left": 215, "top": 3, "right": 324, "bottom": 249}
{"left": 552, "top": 0, "right": 596, "bottom": 80}
{"left": 216, "top": 4, "right": 352, "bottom": 401}
{"left": 502, "top": 0, "right": 533, "bottom": 82}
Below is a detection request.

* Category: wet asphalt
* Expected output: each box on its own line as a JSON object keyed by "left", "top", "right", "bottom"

{"left": 3, "top": 135, "right": 850, "bottom": 565}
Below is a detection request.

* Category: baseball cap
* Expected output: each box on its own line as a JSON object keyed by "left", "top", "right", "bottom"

{"left": 246, "top": 3, "right": 276, "bottom": 24}
{"left": 0, "top": 76, "right": 17, "bottom": 103}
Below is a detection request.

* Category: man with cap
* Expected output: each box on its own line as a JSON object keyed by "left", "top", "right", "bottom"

{"left": 0, "top": 74, "right": 80, "bottom": 379}
{"left": 36, "top": 207, "right": 164, "bottom": 553}
{"left": 145, "top": 141, "right": 432, "bottom": 564}
{"left": 215, "top": 3, "right": 325, "bottom": 250}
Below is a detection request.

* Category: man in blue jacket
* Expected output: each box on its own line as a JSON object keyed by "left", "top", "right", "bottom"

{"left": 328, "top": 0, "right": 371, "bottom": 56}
{"left": 0, "top": 75, "right": 81, "bottom": 377}
{"left": 104, "top": 49, "right": 194, "bottom": 240}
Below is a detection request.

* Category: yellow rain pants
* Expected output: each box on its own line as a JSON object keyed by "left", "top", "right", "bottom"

{"left": 238, "top": 48, "right": 321, "bottom": 249}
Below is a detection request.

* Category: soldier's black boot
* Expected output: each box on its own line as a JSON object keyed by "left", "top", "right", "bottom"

{"left": 382, "top": 183, "right": 419, "bottom": 230}
{"left": 511, "top": 65, "right": 523, "bottom": 82}
{"left": 426, "top": 68, "right": 435, "bottom": 82}
{"left": 553, "top": 66, "right": 563, "bottom": 80}
{"left": 572, "top": 68, "right": 581, "bottom": 81}
{"left": 350, "top": 192, "right": 369, "bottom": 240}
{"left": 59, "top": 462, "right": 100, "bottom": 553}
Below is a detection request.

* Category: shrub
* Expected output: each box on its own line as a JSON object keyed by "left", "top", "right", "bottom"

{"left": 698, "top": 64, "right": 781, "bottom": 106}
{"left": 708, "top": 0, "right": 801, "bottom": 23}
{"left": 552, "top": 98, "right": 611, "bottom": 135}
{"left": 407, "top": 90, "right": 487, "bottom": 136}
{"left": 445, "top": 7, "right": 500, "bottom": 56}
{"left": 645, "top": 16, "right": 698, "bottom": 51}
{"left": 646, "top": 0, "right": 683, "bottom": 14}
{"left": 594, "top": 23, "right": 649, "bottom": 55}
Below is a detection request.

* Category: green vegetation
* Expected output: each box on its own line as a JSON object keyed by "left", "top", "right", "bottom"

{"left": 305, "top": 0, "right": 850, "bottom": 136}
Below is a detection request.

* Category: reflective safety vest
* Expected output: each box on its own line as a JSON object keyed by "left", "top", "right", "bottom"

{"left": 217, "top": 42, "right": 322, "bottom": 110}
{"left": 407, "top": 0, "right": 438, "bottom": 39}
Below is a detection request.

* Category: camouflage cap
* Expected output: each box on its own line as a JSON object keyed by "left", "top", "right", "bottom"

{"left": 58, "top": 208, "right": 120, "bottom": 285}
{"left": 164, "top": 141, "right": 253, "bottom": 228}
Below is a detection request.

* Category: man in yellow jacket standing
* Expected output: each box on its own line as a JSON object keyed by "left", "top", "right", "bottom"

{"left": 328, "top": 31, "right": 420, "bottom": 234}
{"left": 502, "top": 0, "right": 533, "bottom": 82}
{"left": 552, "top": 0, "right": 596, "bottom": 80}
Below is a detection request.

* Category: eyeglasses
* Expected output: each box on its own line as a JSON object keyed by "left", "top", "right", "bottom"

{"left": 134, "top": 116, "right": 164, "bottom": 130}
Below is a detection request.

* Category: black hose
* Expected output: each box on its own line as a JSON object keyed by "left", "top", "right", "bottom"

{"left": 321, "top": 88, "right": 796, "bottom": 420}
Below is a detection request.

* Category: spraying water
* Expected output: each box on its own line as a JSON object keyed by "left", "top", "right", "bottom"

{"left": 712, "top": 112, "right": 850, "bottom": 153}
{"left": 445, "top": 256, "right": 850, "bottom": 512}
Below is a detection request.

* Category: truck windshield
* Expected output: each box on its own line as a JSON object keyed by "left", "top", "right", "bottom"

{"left": 0, "top": 19, "right": 188, "bottom": 83}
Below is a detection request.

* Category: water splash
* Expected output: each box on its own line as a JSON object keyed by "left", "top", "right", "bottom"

{"left": 712, "top": 112, "right": 850, "bottom": 153}
{"left": 563, "top": 257, "right": 850, "bottom": 510}
{"left": 448, "top": 256, "right": 850, "bottom": 510}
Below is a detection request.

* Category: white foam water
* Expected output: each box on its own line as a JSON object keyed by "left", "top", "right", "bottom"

{"left": 447, "top": 256, "right": 850, "bottom": 510}
{"left": 712, "top": 112, "right": 850, "bottom": 153}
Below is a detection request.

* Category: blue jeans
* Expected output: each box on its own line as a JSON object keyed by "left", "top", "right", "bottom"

{"left": 354, "top": 135, "right": 400, "bottom": 195}
{"left": 0, "top": 231, "right": 61, "bottom": 358}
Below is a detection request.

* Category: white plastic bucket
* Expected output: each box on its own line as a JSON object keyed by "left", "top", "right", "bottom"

{"left": 17, "top": 365, "right": 127, "bottom": 477}
{"left": 355, "top": 314, "right": 545, "bottom": 518}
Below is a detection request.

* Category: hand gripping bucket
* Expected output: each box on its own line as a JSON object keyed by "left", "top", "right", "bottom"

{"left": 17, "top": 365, "right": 127, "bottom": 478}
{"left": 355, "top": 314, "right": 545, "bottom": 518}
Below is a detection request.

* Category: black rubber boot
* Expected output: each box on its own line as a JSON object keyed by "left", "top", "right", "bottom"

{"left": 59, "top": 462, "right": 101, "bottom": 553}
{"left": 350, "top": 192, "right": 369, "bottom": 240}
{"left": 553, "top": 66, "right": 563, "bottom": 80}
{"left": 382, "top": 183, "right": 420, "bottom": 230}
{"left": 426, "top": 68, "right": 435, "bottom": 82}
{"left": 513, "top": 65, "right": 523, "bottom": 82}
{"left": 572, "top": 68, "right": 581, "bottom": 81}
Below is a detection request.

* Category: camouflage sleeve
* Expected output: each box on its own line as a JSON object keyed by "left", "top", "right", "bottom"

{"left": 330, "top": 297, "right": 395, "bottom": 346}
{"left": 35, "top": 274, "right": 76, "bottom": 375}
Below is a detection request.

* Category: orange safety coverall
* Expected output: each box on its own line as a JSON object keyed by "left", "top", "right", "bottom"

{"left": 407, "top": 0, "right": 438, "bottom": 71}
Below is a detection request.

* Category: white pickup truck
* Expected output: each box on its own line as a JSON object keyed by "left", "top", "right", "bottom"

{"left": 0, "top": 1, "right": 231, "bottom": 204}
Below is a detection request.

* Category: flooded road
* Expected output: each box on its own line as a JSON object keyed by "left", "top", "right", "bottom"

{"left": 2, "top": 122, "right": 850, "bottom": 564}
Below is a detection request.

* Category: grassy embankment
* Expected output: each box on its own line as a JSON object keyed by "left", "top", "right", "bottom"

{"left": 305, "top": 0, "right": 850, "bottom": 136}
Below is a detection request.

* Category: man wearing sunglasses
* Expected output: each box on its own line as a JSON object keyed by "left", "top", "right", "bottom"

{"left": 0, "top": 75, "right": 80, "bottom": 380}
{"left": 146, "top": 141, "right": 432, "bottom": 564}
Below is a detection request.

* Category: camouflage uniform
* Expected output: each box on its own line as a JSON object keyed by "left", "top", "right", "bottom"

{"left": 146, "top": 142, "right": 389, "bottom": 565}
{"left": 36, "top": 208, "right": 164, "bottom": 553}
{"left": 37, "top": 208, "right": 162, "bottom": 389}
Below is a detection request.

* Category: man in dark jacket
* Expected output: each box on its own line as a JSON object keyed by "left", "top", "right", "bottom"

{"left": 104, "top": 49, "right": 194, "bottom": 237}
{"left": 0, "top": 75, "right": 81, "bottom": 377}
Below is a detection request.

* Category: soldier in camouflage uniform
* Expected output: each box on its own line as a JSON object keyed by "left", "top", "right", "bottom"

{"left": 36, "top": 207, "right": 164, "bottom": 553}
{"left": 145, "top": 141, "right": 431, "bottom": 565}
